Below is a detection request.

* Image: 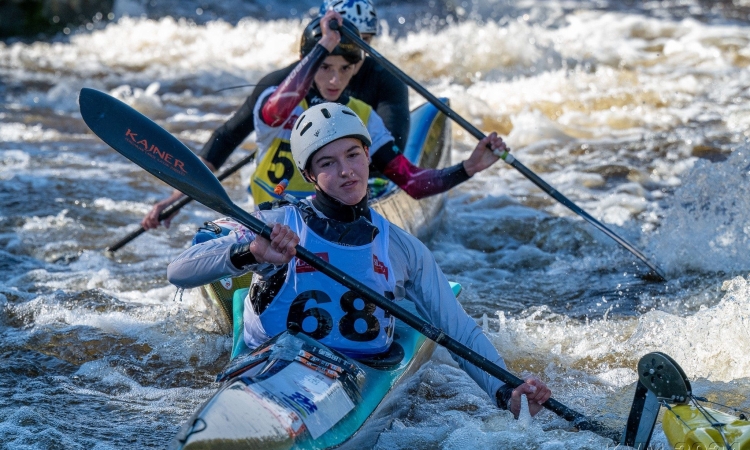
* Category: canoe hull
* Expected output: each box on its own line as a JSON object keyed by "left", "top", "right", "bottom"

{"left": 663, "top": 404, "right": 750, "bottom": 450}
{"left": 173, "top": 308, "right": 436, "bottom": 449}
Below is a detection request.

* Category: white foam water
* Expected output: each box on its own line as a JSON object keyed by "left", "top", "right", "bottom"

{"left": 654, "top": 146, "right": 750, "bottom": 275}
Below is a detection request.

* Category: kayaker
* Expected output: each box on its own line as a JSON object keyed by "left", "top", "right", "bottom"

{"left": 167, "top": 102, "right": 551, "bottom": 418}
{"left": 250, "top": 9, "right": 507, "bottom": 205}
{"left": 142, "top": 3, "right": 505, "bottom": 227}
{"left": 142, "top": 0, "right": 405, "bottom": 230}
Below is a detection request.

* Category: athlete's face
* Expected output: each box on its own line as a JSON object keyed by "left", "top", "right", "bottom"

{"left": 308, "top": 137, "right": 370, "bottom": 205}
{"left": 314, "top": 55, "right": 358, "bottom": 101}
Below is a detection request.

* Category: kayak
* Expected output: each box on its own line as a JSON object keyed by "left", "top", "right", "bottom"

{"left": 662, "top": 404, "right": 750, "bottom": 450}
{"left": 626, "top": 352, "right": 750, "bottom": 450}
{"left": 197, "top": 99, "right": 452, "bottom": 335}
{"left": 171, "top": 283, "right": 460, "bottom": 450}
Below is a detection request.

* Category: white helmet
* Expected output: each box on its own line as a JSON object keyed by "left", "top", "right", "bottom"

{"left": 291, "top": 102, "right": 372, "bottom": 172}
{"left": 319, "top": 0, "right": 379, "bottom": 35}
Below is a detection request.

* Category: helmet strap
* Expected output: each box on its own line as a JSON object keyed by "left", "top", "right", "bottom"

{"left": 302, "top": 169, "right": 317, "bottom": 185}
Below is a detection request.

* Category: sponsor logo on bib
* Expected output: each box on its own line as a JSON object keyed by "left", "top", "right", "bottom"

{"left": 373, "top": 255, "right": 388, "bottom": 281}
{"left": 296, "top": 252, "right": 329, "bottom": 273}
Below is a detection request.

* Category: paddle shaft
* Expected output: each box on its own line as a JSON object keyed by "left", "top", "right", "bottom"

{"left": 105, "top": 152, "right": 256, "bottom": 253}
{"left": 79, "top": 87, "right": 620, "bottom": 442}
{"left": 206, "top": 186, "right": 606, "bottom": 434}
{"left": 332, "top": 22, "right": 665, "bottom": 282}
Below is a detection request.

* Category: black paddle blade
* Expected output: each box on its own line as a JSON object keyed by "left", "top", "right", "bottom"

{"left": 621, "top": 380, "right": 660, "bottom": 449}
{"left": 79, "top": 88, "right": 236, "bottom": 219}
{"left": 638, "top": 352, "right": 691, "bottom": 403}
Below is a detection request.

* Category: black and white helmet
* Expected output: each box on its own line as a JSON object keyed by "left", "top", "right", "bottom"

{"left": 291, "top": 103, "right": 372, "bottom": 172}
{"left": 300, "top": 16, "right": 363, "bottom": 63}
{"left": 319, "top": 0, "right": 379, "bottom": 35}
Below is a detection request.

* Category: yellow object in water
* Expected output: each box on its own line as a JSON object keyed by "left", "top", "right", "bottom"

{"left": 662, "top": 404, "right": 750, "bottom": 450}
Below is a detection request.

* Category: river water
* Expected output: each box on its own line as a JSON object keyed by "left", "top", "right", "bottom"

{"left": 2, "top": 0, "right": 750, "bottom": 448}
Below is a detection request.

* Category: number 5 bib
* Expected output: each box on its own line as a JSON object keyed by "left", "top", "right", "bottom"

{"left": 253, "top": 206, "right": 396, "bottom": 357}
{"left": 251, "top": 94, "right": 374, "bottom": 204}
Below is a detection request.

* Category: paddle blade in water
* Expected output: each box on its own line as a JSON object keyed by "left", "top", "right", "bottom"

{"left": 78, "top": 88, "right": 235, "bottom": 217}
{"left": 621, "top": 380, "right": 660, "bottom": 449}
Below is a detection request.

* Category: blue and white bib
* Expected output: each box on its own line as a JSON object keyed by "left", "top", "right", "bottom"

{"left": 244, "top": 206, "right": 396, "bottom": 357}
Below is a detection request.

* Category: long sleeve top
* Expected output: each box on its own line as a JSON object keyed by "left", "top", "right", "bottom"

{"left": 167, "top": 205, "right": 508, "bottom": 401}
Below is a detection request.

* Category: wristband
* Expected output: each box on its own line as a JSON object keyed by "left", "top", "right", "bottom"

{"left": 229, "top": 242, "right": 258, "bottom": 269}
{"left": 495, "top": 384, "right": 514, "bottom": 411}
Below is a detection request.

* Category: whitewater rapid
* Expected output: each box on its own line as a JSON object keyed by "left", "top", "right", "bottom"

{"left": 2, "top": 1, "right": 750, "bottom": 448}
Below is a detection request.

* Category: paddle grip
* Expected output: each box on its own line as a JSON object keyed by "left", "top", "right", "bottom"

{"left": 330, "top": 22, "right": 486, "bottom": 137}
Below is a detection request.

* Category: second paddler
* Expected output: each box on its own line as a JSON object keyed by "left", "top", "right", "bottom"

{"left": 143, "top": 9, "right": 508, "bottom": 227}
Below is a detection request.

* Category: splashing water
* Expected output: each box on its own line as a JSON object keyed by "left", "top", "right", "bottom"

{"left": 655, "top": 146, "right": 750, "bottom": 275}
